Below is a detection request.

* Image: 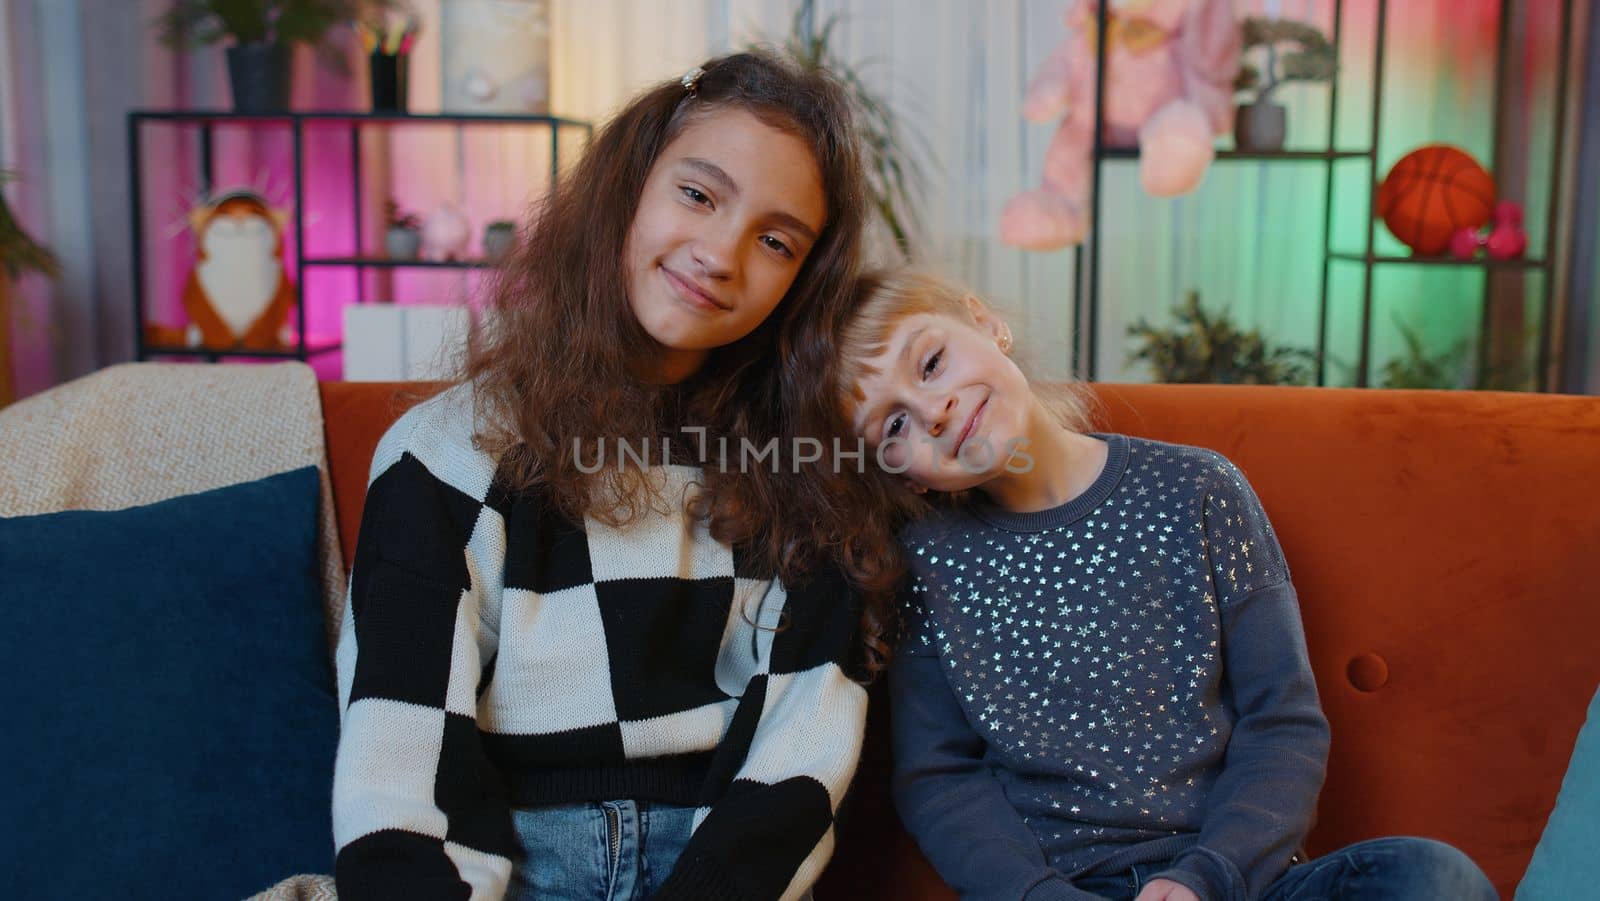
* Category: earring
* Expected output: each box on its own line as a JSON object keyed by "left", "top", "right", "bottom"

{"left": 999, "top": 332, "right": 1013, "bottom": 353}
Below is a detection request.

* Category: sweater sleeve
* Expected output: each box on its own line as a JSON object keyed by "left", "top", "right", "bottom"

{"left": 892, "top": 644, "right": 1100, "bottom": 901}
{"left": 1151, "top": 462, "right": 1330, "bottom": 901}
{"left": 331, "top": 405, "right": 517, "bottom": 901}
{"left": 654, "top": 563, "right": 870, "bottom": 901}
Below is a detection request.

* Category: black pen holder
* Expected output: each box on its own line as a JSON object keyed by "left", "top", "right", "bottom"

{"left": 369, "top": 53, "right": 409, "bottom": 113}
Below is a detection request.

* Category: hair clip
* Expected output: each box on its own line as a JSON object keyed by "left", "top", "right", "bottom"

{"left": 680, "top": 66, "right": 705, "bottom": 96}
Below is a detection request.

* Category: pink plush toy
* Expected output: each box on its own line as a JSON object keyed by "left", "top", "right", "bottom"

{"left": 1000, "top": 0, "right": 1241, "bottom": 250}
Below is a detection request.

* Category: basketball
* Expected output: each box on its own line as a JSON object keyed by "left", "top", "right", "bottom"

{"left": 1376, "top": 146, "right": 1496, "bottom": 256}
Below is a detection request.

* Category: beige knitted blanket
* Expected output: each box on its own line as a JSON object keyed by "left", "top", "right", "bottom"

{"left": 246, "top": 874, "right": 338, "bottom": 901}
{"left": 0, "top": 361, "right": 346, "bottom": 651}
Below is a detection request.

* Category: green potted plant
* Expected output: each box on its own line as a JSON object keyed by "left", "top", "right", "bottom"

{"left": 383, "top": 200, "right": 422, "bottom": 261}
{"left": 1378, "top": 320, "right": 1466, "bottom": 390}
{"left": 482, "top": 219, "right": 517, "bottom": 262}
{"left": 756, "top": 0, "right": 926, "bottom": 259}
{"left": 154, "top": 1, "right": 396, "bottom": 112}
{"left": 1232, "top": 17, "right": 1337, "bottom": 152}
{"left": 0, "top": 171, "right": 61, "bottom": 408}
{"left": 1127, "top": 291, "right": 1316, "bottom": 385}
{"left": 1379, "top": 318, "right": 1533, "bottom": 391}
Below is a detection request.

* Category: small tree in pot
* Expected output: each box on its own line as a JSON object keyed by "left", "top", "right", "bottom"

{"left": 1232, "top": 17, "right": 1337, "bottom": 152}
{"left": 155, "top": 0, "right": 397, "bottom": 112}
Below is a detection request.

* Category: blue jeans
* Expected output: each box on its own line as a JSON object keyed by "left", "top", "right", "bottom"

{"left": 1073, "top": 837, "right": 1496, "bottom": 901}
{"left": 505, "top": 800, "right": 698, "bottom": 901}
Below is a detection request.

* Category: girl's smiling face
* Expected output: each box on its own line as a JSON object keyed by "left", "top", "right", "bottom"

{"left": 624, "top": 107, "right": 827, "bottom": 383}
{"left": 850, "top": 300, "right": 1032, "bottom": 492}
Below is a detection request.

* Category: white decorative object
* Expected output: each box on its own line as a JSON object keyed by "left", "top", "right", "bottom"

{"left": 343, "top": 304, "right": 473, "bottom": 381}
{"left": 421, "top": 203, "right": 472, "bottom": 262}
{"left": 441, "top": 0, "right": 551, "bottom": 114}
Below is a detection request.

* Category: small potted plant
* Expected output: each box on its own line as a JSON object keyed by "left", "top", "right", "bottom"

{"left": 384, "top": 200, "right": 422, "bottom": 261}
{"left": 1232, "top": 17, "right": 1337, "bottom": 152}
{"left": 154, "top": 1, "right": 400, "bottom": 112}
{"left": 482, "top": 219, "right": 517, "bottom": 262}
{"left": 1127, "top": 291, "right": 1316, "bottom": 385}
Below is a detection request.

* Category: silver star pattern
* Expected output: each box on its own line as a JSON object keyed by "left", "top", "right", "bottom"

{"left": 901, "top": 438, "right": 1284, "bottom": 873}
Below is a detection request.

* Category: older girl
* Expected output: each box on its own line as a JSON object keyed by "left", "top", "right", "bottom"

{"left": 333, "top": 52, "right": 893, "bottom": 901}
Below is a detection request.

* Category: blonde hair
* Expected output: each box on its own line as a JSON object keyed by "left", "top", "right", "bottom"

{"left": 836, "top": 269, "right": 1096, "bottom": 439}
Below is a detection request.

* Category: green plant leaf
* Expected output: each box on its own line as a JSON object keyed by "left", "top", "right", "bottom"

{"left": 1235, "top": 16, "right": 1336, "bottom": 104}
{"left": 152, "top": 0, "right": 393, "bottom": 52}
{"left": 0, "top": 171, "right": 63, "bottom": 281}
{"left": 1126, "top": 291, "right": 1315, "bottom": 385}
{"left": 754, "top": 0, "right": 927, "bottom": 260}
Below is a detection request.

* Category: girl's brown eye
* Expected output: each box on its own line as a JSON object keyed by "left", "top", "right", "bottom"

{"left": 887, "top": 413, "right": 906, "bottom": 438}
{"left": 760, "top": 235, "right": 794, "bottom": 258}
{"left": 922, "top": 349, "right": 943, "bottom": 379}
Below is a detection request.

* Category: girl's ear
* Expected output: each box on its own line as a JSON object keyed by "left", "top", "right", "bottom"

{"left": 961, "top": 293, "right": 990, "bottom": 324}
{"left": 963, "top": 294, "right": 1014, "bottom": 355}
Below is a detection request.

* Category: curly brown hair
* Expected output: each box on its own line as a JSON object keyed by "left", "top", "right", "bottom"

{"left": 458, "top": 50, "right": 905, "bottom": 677}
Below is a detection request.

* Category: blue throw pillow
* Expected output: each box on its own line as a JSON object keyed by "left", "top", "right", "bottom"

{"left": 0, "top": 467, "right": 338, "bottom": 900}
{"left": 1517, "top": 682, "right": 1600, "bottom": 900}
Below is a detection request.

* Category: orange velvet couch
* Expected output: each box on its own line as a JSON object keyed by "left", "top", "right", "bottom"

{"left": 319, "top": 381, "right": 1600, "bottom": 900}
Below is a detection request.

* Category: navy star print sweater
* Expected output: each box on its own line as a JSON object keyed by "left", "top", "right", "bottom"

{"left": 891, "top": 434, "right": 1330, "bottom": 901}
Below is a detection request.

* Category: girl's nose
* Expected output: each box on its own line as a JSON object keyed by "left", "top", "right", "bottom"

{"left": 691, "top": 229, "right": 737, "bottom": 280}
{"left": 924, "top": 394, "right": 956, "bottom": 437}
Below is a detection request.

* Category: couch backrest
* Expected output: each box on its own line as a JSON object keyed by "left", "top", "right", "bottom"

{"left": 319, "top": 381, "right": 1600, "bottom": 899}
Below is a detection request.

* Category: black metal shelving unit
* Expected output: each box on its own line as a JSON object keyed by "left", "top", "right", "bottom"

{"left": 1073, "top": 0, "right": 1576, "bottom": 390}
{"left": 127, "top": 110, "right": 592, "bottom": 363}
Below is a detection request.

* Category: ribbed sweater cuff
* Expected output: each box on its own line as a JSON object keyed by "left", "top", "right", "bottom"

{"left": 1154, "top": 846, "right": 1247, "bottom": 901}
{"left": 1021, "top": 872, "right": 1104, "bottom": 901}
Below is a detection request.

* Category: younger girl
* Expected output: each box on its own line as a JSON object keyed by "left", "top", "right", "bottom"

{"left": 333, "top": 52, "right": 891, "bottom": 901}
{"left": 833, "top": 271, "right": 1497, "bottom": 901}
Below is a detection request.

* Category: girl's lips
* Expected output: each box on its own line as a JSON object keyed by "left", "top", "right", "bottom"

{"left": 662, "top": 266, "right": 728, "bottom": 311}
{"left": 956, "top": 397, "right": 987, "bottom": 456}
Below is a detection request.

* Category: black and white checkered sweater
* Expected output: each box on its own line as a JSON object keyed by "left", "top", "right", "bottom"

{"left": 332, "top": 385, "right": 868, "bottom": 901}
